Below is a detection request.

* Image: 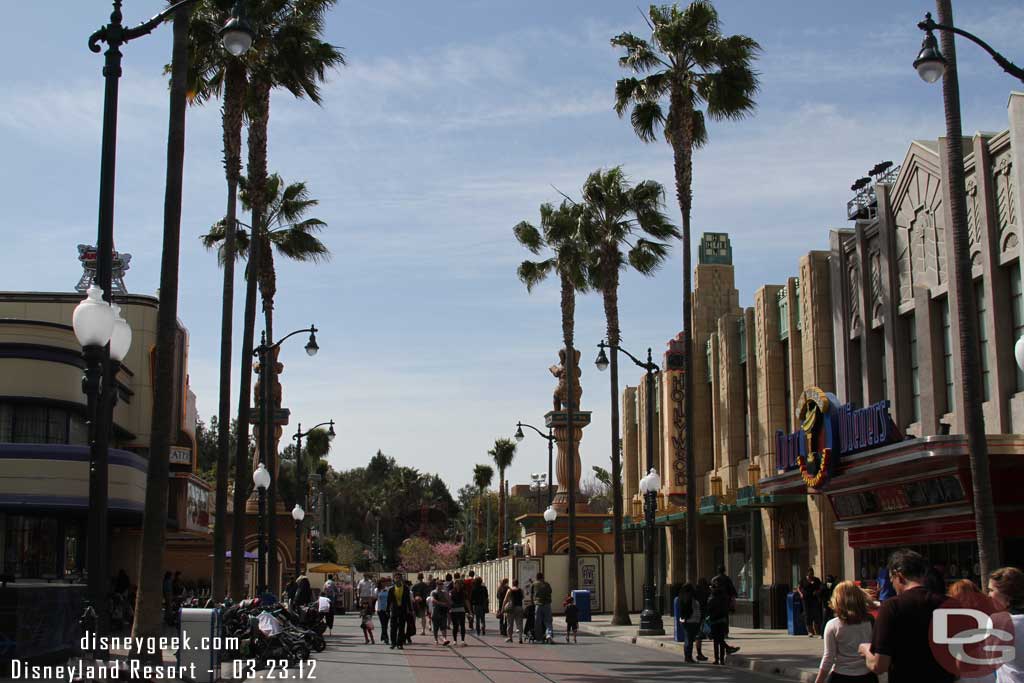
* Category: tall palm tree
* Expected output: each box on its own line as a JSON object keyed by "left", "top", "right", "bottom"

{"left": 472, "top": 464, "right": 494, "bottom": 555}
{"left": 515, "top": 200, "right": 590, "bottom": 583}
{"left": 188, "top": 0, "right": 344, "bottom": 600}
{"left": 612, "top": 1, "right": 760, "bottom": 583}
{"left": 203, "top": 173, "right": 329, "bottom": 592}
{"left": 132, "top": 7, "right": 192, "bottom": 657}
{"left": 241, "top": 1, "right": 343, "bottom": 594}
{"left": 488, "top": 438, "right": 517, "bottom": 557}
{"left": 183, "top": 0, "right": 248, "bottom": 603}
{"left": 578, "top": 167, "right": 679, "bottom": 625}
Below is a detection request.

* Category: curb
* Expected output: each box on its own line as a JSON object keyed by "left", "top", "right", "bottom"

{"left": 553, "top": 618, "right": 817, "bottom": 683}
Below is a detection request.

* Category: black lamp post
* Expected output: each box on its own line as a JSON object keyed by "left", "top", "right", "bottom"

{"left": 597, "top": 340, "right": 664, "bottom": 636}
{"left": 80, "top": 0, "right": 250, "bottom": 651}
{"left": 292, "top": 420, "right": 335, "bottom": 576}
{"left": 253, "top": 462, "right": 271, "bottom": 594}
{"left": 515, "top": 421, "right": 555, "bottom": 512}
{"left": 253, "top": 325, "right": 319, "bottom": 593}
{"left": 912, "top": 3, "right": 1023, "bottom": 582}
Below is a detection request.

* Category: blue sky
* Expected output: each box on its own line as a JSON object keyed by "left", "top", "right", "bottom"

{"left": 1, "top": 1, "right": 1021, "bottom": 494}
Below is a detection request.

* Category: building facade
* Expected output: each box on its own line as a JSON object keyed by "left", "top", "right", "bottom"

{"left": 621, "top": 93, "right": 1024, "bottom": 628}
{"left": 0, "top": 291, "right": 208, "bottom": 585}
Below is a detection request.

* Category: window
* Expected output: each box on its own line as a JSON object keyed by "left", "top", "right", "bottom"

{"left": 706, "top": 339, "right": 713, "bottom": 384}
{"left": 942, "top": 298, "right": 955, "bottom": 414}
{"left": 782, "top": 340, "right": 792, "bottom": 431}
{"left": 0, "top": 403, "right": 82, "bottom": 445}
{"left": 742, "top": 364, "right": 750, "bottom": 460}
{"left": 3, "top": 515, "right": 59, "bottom": 578}
{"left": 976, "top": 282, "right": 991, "bottom": 402}
{"left": 1011, "top": 266, "right": 1024, "bottom": 392}
{"left": 795, "top": 279, "right": 802, "bottom": 331}
{"left": 738, "top": 318, "right": 747, "bottom": 364}
{"left": 778, "top": 290, "right": 790, "bottom": 341}
{"left": 909, "top": 314, "right": 921, "bottom": 424}
{"left": 880, "top": 345, "right": 888, "bottom": 405}
{"left": 727, "top": 516, "right": 752, "bottom": 599}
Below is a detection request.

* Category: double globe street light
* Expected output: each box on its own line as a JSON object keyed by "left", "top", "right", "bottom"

{"left": 543, "top": 505, "right": 557, "bottom": 555}
{"left": 78, "top": 0, "right": 252, "bottom": 647}
{"left": 514, "top": 421, "right": 556, "bottom": 514}
{"left": 596, "top": 340, "right": 664, "bottom": 636}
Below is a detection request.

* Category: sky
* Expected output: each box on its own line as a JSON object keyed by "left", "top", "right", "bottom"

{"left": 1, "top": 1, "right": 1022, "bottom": 495}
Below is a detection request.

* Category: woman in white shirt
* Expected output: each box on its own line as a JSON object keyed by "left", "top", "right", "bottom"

{"left": 814, "top": 580, "right": 877, "bottom": 683}
{"left": 989, "top": 567, "right": 1024, "bottom": 683}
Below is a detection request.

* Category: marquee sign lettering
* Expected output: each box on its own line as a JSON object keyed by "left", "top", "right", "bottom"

{"left": 775, "top": 387, "right": 899, "bottom": 489}
{"left": 670, "top": 373, "right": 686, "bottom": 490}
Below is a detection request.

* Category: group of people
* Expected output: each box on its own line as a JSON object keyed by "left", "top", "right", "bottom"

{"left": 676, "top": 566, "right": 743, "bottom": 666}
{"left": 353, "top": 570, "right": 579, "bottom": 648}
{"left": 807, "top": 549, "right": 1024, "bottom": 683}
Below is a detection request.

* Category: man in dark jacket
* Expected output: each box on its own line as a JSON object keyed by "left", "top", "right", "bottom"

{"left": 387, "top": 573, "right": 412, "bottom": 649}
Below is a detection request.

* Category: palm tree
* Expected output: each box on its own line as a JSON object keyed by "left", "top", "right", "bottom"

{"left": 241, "top": 1, "right": 343, "bottom": 594}
{"left": 515, "top": 200, "right": 590, "bottom": 585}
{"left": 183, "top": 0, "right": 248, "bottom": 603}
{"left": 577, "top": 166, "right": 679, "bottom": 625}
{"left": 488, "top": 438, "right": 517, "bottom": 557}
{"left": 203, "top": 173, "right": 329, "bottom": 592}
{"left": 472, "top": 464, "right": 494, "bottom": 556}
{"left": 612, "top": 1, "right": 760, "bottom": 583}
{"left": 132, "top": 7, "right": 192, "bottom": 657}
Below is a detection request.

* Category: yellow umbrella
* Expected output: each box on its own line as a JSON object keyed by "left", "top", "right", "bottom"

{"left": 307, "top": 562, "right": 348, "bottom": 574}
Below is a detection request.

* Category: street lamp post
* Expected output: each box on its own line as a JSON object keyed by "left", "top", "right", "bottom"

{"left": 292, "top": 420, "right": 334, "bottom": 576}
{"left": 912, "top": 3, "right": 1023, "bottom": 582}
{"left": 80, "top": 0, "right": 249, "bottom": 647}
{"left": 291, "top": 504, "right": 305, "bottom": 579}
{"left": 515, "top": 421, "right": 556, "bottom": 515}
{"left": 638, "top": 469, "right": 663, "bottom": 637}
{"left": 543, "top": 506, "right": 557, "bottom": 555}
{"left": 597, "top": 341, "right": 664, "bottom": 636}
{"left": 253, "top": 325, "right": 319, "bottom": 593}
{"left": 253, "top": 462, "right": 271, "bottom": 595}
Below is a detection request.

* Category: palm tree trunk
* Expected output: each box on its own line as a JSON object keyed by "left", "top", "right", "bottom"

{"left": 670, "top": 90, "right": 698, "bottom": 583}
{"left": 131, "top": 8, "right": 190, "bottom": 660}
{"left": 497, "top": 470, "right": 505, "bottom": 558}
{"left": 213, "top": 58, "right": 245, "bottom": 604}
{"left": 602, "top": 272, "right": 631, "bottom": 625}
{"left": 560, "top": 273, "right": 578, "bottom": 590}
{"left": 935, "top": 0, "right": 1000, "bottom": 582}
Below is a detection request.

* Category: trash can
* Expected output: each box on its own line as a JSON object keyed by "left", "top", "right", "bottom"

{"left": 786, "top": 591, "right": 806, "bottom": 636}
{"left": 571, "top": 590, "right": 592, "bottom": 622}
{"left": 179, "top": 607, "right": 221, "bottom": 683}
{"left": 673, "top": 596, "right": 685, "bottom": 642}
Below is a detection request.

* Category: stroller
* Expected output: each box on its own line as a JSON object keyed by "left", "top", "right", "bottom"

{"left": 273, "top": 605, "right": 326, "bottom": 652}
{"left": 243, "top": 609, "right": 310, "bottom": 668}
{"left": 523, "top": 603, "right": 537, "bottom": 643}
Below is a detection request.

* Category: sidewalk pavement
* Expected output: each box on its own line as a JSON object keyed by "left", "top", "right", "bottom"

{"left": 553, "top": 613, "right": 830, "bottom": 682}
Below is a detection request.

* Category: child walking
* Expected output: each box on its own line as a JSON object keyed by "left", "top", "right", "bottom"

{"left": 361, "top": 606, "right": 376, "bottom": 644}
{"left": 563, "top": 594, "right": 579, "bottom": 643}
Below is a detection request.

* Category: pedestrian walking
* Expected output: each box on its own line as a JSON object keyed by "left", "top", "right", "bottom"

{"left": 813, "top": 580, "right": 877, "bottom": 683}
{"left": 858, "top": 548, "right": 955, "bottom": 682}
{"left": 430, "top": 581, "right": 451, "bottom": 646}
{"left": 357, "top": 573, "right": 377, "bottom": 611}
{"left": 387, "top": 573, "right": 412, "bottom": 649}
{"left": 464, "top": 571, "right": 476, "bottom": 632}
{"left": 678, "top": 583, "right": 702, "bottom": 663}
{"left": 449, "top": 574, "right": 468, "bottom": 646}
{"left": 471, "top": 576, "right": 489, "bottom": 635}
{"left": 799, "top": 567, "right": 824, "bottom": 637}
{"left": 821, "top": 574, "right": 838, "bottom": 625}
{"left": 318, "top": 591, "right": 334, "bottom": 635}
{"left": 694, "top": 577, "right": 710, "bottom": 661}
{"left": 502, "top": 579, "right": 525, "bottom": 644}
{"left": 496, "top": 578, "right": 510, "bottom": 637}
{"left": 413, "top": 573, "right": 430, "bottom": 636}
{"left": 360, "top": 604, "right": 376, "bottom": 644}
{"left": 376, "top": 579, "right": 390, "bottom": 645}
{"left": 563, "top": 594, "right": 578, "bottom": 643}
{"left": 293, "top": 574, "right": 312, "bottom": 608}
{"left": 532, "top": 572, "right": 553, "bottom": 643}
{"left": 706, "top": 583, "right": 731, "bottom": 665}
{"left": 988, "top": 566, "right": 1024, "bottom": 683}
{"left": 947, "top": 579, "right": 996, "bottom": 683}
{"left": 711, "top": 567, "right": 741, "bottom": 654}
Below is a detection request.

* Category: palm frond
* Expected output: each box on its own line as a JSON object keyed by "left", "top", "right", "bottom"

{"left": 517, "top": 259, "right": 556, "bottom": 293}
{"left": 513, "top": 221, "right": 544, "bottom": 254}
{"left": 270, "top": 225, "right": 330, "bottom": 262}
{"left": 627, "top": 238, "right": 673, "bottom": 274}
{"left": 629, "top": 100, "right": 666, "bottom": 143}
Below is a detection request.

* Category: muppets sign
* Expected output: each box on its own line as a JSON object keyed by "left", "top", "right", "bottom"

{"left": 775, "top": 387, "right": 899, "bottom": 489}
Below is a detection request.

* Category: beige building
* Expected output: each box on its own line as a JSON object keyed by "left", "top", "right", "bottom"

{"left": 0, "top": 291, "right": 208, "bottom": 583}
{"left": 621, "top": 93, "right": 1024, "bottom": 628}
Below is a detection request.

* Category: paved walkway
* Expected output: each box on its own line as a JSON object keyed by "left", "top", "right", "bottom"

{"left": 551, "top": 612, "right": 838, "bottom": 683}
